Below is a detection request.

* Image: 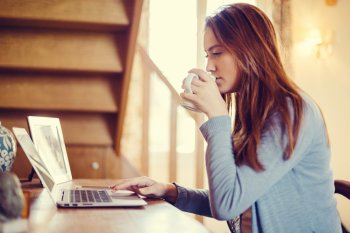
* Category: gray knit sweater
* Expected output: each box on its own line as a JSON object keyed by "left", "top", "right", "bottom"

{"left": 174, "top": 94, "right": 341, "bottom": 233}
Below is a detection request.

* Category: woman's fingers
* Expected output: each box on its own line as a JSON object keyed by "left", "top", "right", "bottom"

{"left": 180, "top": 92, "right": 196, "bottom": 101}
{"left": 190, "top": 78, "right": 202, "bottom": 87}
{"left": 138, "top": 186, "right": 158, "bottom": 197}
{"left": 190, "top": 85, "right": 201, "bottom": 94}
{"left": 110, "top": 177, "right": 168, "bottom": 198}
{"left": 110, "top": 177, "right": 154, "bottom": 191}
{"left": 188, "top": 68, "right": 212, "bottom": 82}
{"left": 181, "top": 69, "right": 214, "bottom": 94}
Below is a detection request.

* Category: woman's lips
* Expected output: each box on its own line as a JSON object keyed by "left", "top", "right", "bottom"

{"left": 215, "top": 77, "right": 222, "bottom": 83}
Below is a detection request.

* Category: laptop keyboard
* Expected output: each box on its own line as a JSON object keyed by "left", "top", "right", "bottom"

{"left": 70, "top": 190, "right": 112, "bottom": 203}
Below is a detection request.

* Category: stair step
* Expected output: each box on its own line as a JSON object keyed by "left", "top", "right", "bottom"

{"left": 0, "top": 72, "right": 120, "bottom": 112}
{"left": 0, "top": 28, "right": 124, "bottom": 73}
{"left": 0, "top": 0, "right": 130, "bottom": 31}
{"left": 0, "top": 110, "right": 115, "bottom": 145}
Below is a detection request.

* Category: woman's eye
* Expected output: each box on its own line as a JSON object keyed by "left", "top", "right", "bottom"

{"left": 212, "top": 52, "right": 222, "bottom": 56}
{"left": 205, "top": 51, "right": 223, "bottom": 58}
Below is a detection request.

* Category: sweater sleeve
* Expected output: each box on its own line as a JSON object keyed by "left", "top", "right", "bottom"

{"left": 173, "top": 184, "right": 212, "bottom": 217}
{"left": 199, "top": 101, "right": 319, "bottom": 220}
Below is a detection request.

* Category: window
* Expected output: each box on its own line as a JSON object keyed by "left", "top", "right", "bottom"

{"left": 146, "top": 2, "right": 256, "bottom": 231}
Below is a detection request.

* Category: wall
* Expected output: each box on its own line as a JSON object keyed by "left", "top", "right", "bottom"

{"left": 292, "top": 0, "right": 350, "bottom": 227}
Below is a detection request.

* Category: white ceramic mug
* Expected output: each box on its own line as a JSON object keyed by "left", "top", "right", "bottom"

{"left": 181, "top": 73, "right": 200, "bottom": 112}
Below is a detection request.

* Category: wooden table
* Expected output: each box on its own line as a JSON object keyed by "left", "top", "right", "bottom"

{"left": 21, "top": 179, "right": 211, "bottom": 233}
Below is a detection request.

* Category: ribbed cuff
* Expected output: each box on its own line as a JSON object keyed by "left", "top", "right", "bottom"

{"left": 172, "top": 182, "right": 188, "bottom": 208}
{"left": 164, "top": 182, "right": 179, "bottom": 205}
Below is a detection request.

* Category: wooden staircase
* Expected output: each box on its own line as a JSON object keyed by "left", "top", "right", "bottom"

{"left": 0, "top": 0, "right": 143, "bottom": 179}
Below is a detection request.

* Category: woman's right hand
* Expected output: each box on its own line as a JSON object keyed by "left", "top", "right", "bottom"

{"left": 110, "top": 176, "right": 178, "bottom": 203}
{"left": 180, "top": 69, "right": 228, "bottom": 118}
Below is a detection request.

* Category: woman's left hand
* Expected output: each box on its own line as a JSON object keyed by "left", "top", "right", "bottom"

{"left": 180, "top": 68, "right": 228, "bottom": 118}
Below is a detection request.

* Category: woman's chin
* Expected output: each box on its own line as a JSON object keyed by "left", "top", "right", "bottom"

{"left": 220, "top": 86, "right": 237, "bottom": 94}
{"left": 219, "top": 87, "right": 228, "bottom": 94}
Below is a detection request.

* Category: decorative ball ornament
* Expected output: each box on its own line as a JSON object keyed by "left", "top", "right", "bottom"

{"left": 0, "top": 122, "right": 17, "bottom": 172}
{"left": 0, "top": 172, "right": 24, "bottom": 222}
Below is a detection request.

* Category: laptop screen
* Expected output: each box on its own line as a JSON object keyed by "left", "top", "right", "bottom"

{"left": 13, "top": 127, "right": 55, "bottom": 192}
{"left": 32, "top": 124, "right": 68, "bottom": 176}
{"left": 27, "top": 116, "right": 72, "bottom": 184}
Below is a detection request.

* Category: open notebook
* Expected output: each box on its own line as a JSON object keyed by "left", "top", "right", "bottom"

{"left": 13, "top": 126, "right": 147, "bottom": 208}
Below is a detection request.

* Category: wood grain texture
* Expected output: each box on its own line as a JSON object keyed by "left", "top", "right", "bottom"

{"left": 0, "top": 72, "right": 120, "bottom": 112}
{"left": 0, "top": 0, "right": 129, "bottom": 31}
{"left": 0, "top": 111, "right": 114, "bottom": 145}
{"left": 105, "top": 147, "right": 141, "bottom": 178}
{"left": 67, "top": 146, "right": 107, "bottom": 178}
{"left": 115, "top": 0, "right": 144, "bottom": 155}
{"left": 21, "top": 179, "right": 211, "bottom": 233}
{"left": 12, "top": 145, "right": 140, "bottom": 179}
{"left": 0, "top": 0, "right": 143, "bottom": 179}
{"left": 0, "top": 28, "right": 124, "bottom": 73}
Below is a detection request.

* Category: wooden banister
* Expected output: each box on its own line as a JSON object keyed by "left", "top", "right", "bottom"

{"left": 137, "top": 44, "right": 205, "bottom": 190}
{"left": 137, "top": 45, "right": 198, "bottom": 120}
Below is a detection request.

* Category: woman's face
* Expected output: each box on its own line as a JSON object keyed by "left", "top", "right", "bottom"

{"left": 204, "top": 27, "right": 240, "bottom": 93}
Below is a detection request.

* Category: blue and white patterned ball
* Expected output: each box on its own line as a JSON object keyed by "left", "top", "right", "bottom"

{"left": 0, "top": 122, "right": 17, "bottom": 172}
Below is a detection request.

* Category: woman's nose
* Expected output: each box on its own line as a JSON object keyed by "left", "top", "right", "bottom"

{"left": 206, "top": 60, "right": 216, "bottom": 73}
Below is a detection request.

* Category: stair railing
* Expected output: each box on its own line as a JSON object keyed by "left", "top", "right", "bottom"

{"left": 137, "top": 44, "right": 206, "bottom": 192}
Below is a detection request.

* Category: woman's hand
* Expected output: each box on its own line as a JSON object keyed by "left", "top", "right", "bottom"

{"left": 180, "top": 68, "right": 228, "bottom": 118}
{"left": 110, "top": 176, "right": 178, "bottom": 204}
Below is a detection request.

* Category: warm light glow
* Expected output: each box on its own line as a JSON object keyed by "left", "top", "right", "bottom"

{"left": 303, "top": 28, "right": 334, "bottom": 59}
{"left": 325, "top": 0, "right": 337, "bottom": 6}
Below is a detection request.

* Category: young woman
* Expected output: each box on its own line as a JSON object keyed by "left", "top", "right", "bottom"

{"left": 111, "top": 3, "right": 341, "bottom": 233}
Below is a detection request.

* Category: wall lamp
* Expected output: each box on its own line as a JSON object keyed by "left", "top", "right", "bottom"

{"left": 325, "top": 0, "right": 337, "bottom": 6}
{"left": 304, "top": 29, "right": 334, "bottom": 59}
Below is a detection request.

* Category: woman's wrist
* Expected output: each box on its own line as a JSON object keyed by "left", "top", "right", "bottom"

{"left": 163, "top": 183, "right": 178, "bottom": 204}
{"left": 206, "top": 107, "right": 229, "bottom": 119}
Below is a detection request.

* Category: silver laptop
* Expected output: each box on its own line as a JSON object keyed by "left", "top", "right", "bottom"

{"left": 13, "top": 126, "right": 147, "bottom": 208}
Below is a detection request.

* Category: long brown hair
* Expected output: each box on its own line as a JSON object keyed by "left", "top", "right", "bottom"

{"left": 206, "top": 3, "right": 303, "bottom": 171}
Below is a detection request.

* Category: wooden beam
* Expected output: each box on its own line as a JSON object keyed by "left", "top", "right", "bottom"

{"left": 115, "top": 0, "right": 144, "bottom": 156}
{"left": 169, "top": 98, "right": 178, "bottom": 181}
